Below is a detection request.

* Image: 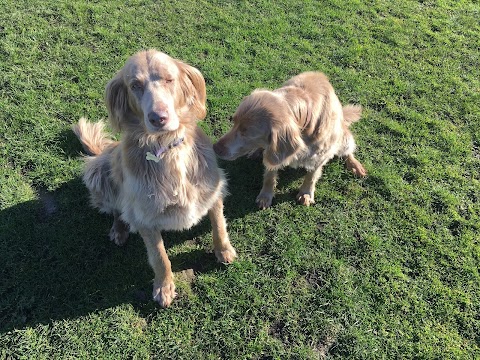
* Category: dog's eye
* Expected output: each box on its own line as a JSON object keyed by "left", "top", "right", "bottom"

{"left": 165, "top": 79, "right": 173, "bottom": 84}
{"left": 130, "top": 81, "right": 143, "bottom": 92}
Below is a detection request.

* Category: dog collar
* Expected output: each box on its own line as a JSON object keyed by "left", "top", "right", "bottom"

{"left": 146, "top": 137, "right": 185, "bottom": 162}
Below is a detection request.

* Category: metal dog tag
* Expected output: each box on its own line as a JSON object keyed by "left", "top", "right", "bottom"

{"left": 146, "top": 152, "right": 161, "bottom": 163}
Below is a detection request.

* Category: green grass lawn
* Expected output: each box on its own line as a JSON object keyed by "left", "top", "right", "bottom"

{"left": 1, "top": 0, "right": 479, "bottom": 358}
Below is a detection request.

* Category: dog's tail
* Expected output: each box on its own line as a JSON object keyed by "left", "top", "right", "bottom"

{"left": 72, "top": 118, "right": 115, "bottom": 156}
{"left": 342, "top": 105, "right": 362, "bottom": 126}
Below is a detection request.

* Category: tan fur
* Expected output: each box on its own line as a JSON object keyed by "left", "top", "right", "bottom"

{"left": 73, "top": 50, "right": 236, "bottom": 307}
{"left": 72, "top": 118, "right": 116, "bottom": 156}
{"left": 214, "top": 71, "right": 367, "bottom": 208}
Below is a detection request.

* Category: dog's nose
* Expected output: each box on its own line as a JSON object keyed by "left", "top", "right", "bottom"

{"left": 148, "top": 111, "right": 168, "bottom": 128}
{"left": 213, "top": 142, "right": 225, "bottom": 156}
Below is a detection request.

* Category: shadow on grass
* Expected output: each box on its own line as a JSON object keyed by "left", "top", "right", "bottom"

{"left": 1, "top": 179, "right": 145, "bottom": 331}
{"left": 0, "top": 144, "right": 357, "bottom": 333}
{"left": 0, "top": 153, "right": 269, "bottom": 333}
{"left": 219, "top": 156, "right": 308, "bottom": 210}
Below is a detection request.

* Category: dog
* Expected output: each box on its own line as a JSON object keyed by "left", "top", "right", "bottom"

{"left": 73, "top": 50, "right": 237, "bottom": 307}
{"left": 213, "top": 71, "right": 366, "bottom": 209}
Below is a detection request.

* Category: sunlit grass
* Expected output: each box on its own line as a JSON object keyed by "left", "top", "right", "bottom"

{"left": 1, "top": 1, "right": 479, "bottom": 358}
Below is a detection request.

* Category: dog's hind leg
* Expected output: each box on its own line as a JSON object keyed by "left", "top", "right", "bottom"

{"left": 344, "top": 154, "right": 367, "bottom": 177}
{"left": 140, "top": 230, "right": 176, "bottom": 308}
{"left": 109, "top": 211, "right": 130, "bottom": 246}
{"left": 296, "top": 165, "right": 324, "bottom": 206}
{"left": 208, "top": 198, "right": 237, "bottom": 264}
{"left": 339, "top": 130, "right": 367, "bottom": 177}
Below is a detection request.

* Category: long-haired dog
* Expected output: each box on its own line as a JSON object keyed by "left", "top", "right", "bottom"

{"left": 213, "top": 71, "right": 366, "bottom": 209}
{"left": 73, "top": 50, "right": 237, "bottom": 307}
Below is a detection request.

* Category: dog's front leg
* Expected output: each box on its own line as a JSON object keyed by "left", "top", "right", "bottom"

{"left": 296, "top": 165, "right": 324, "bottom": 206}
{"left": 256, "top": 169, "right": 278, "bottom": 209}
{"left": 140, "top": 229, "right": 176, "bottom": 307}
{"left": 208, "top": 198, "right": 237, "bottom": 263}
{"left": 109, "top": 211, "right": 130, "bottom": 246}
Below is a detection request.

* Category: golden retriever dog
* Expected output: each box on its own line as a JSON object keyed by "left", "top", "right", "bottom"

{"left": 72, "top": 50, "right": 237, "bottom": 307}
{"left": 213, "top": 71, "right": 367, "bottom": 209}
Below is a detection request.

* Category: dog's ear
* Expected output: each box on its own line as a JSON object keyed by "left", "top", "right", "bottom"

{"left": 264, "top": 121, "right": 303, "bottom": 168}
{"left": 105, "top": 73, "right": 129, "bottom": 133}
{"left": 175, "top": 60, "right": 207, "bottom": 120}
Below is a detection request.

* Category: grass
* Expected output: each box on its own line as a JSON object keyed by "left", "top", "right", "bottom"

{"left": 0, "top": 0, "right": 479, "bottom": 358}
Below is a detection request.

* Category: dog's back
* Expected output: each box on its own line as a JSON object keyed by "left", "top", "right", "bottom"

{"left": 283, "top": 71, "right": 332, "bottom": 95}
{"left": 280, "top": 72, "right": 342, "bottom": 143}
{"left": 282, "top": 71, "right": 361, "bottom": 134}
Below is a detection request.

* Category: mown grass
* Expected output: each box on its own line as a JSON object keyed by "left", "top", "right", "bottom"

{"left": 1, "top": 0, "right": 479, "bottom": 358}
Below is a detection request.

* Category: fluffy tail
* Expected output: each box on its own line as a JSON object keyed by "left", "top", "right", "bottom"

{"left": 342, "top": 105, "right": 362, "bottom": 126}
{"left": 72, "top": 117, "right": 115, "bottom": 156}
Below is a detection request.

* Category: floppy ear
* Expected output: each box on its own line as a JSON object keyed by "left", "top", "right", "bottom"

{"left": 264, "top": 121, "right": 304, "bottom": 168}
{"left": 175, "top": 60, "right": 207, "bottom": 120}
{"left": 105, "top": 72, "right": 129, "bottom": 133}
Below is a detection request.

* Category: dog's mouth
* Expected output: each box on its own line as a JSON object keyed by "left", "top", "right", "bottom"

{"left": 213, "top": 142, "right": 237, "bottom": 160}
{"left": 213, "top": 151, "right": 239, "bottom": 161}
{"left": 213, "top": 143, "right": 256, "bottom": 161}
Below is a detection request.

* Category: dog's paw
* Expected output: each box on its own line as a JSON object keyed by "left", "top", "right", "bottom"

{"left": 152, "top": 281, "right": 177, "bottom": 308}
{"left": 345, "top": 157, "right": 367, "bottom": 177}
{"left": 215, "top": 244, "right": 237, "bottom": 264}
{"left": 296, "top": 192, "right": 315, "bottom": 206}
{"left": 256, "top": 192, "right": 273, "bottom": 209}
{"left": 353, "top": 163, "right": 367, "bottom": 177}
{"left": 109, "top": 225, "right": 129, "bottom": 246}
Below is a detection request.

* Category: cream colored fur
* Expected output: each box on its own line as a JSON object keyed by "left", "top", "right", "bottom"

{"left": 73, "top": 50, "right": 236, "bottom": 307}
{"left": 214, "top": 71, "right": 366, "bottom": 208}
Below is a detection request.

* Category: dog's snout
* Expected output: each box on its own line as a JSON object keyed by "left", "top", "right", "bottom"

{"left": 213, "top": 141, "right": 225, "bottom": 156}
{"left": 148, "top": 111, "right": 169, "bottom": 128}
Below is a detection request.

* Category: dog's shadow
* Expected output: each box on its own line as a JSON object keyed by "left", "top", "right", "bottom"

{"left": 0, "top": 130, "right": 329, "bottom": 332}
{"left": 0, "top": 139, "right": 268, "bottom": 332}
{"left": 218, "top": 154, "right": 308, "bottom": 213}
{"left": 0, "top": 176, "right": 243, "bottom": 332}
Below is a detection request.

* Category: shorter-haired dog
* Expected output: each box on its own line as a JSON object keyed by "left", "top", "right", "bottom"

{"left": 214, "top": 71, "right": 366, "bottom": 208}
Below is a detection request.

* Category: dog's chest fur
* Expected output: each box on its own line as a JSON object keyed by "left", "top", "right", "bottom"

{"left": 118, "top": 130, "right": 224, "bottom": 232}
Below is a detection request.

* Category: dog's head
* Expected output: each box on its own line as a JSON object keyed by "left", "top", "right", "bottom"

{"left": 105, "top": 50, "right": 206, "bottom": 134}
{"left": 213, "top": 89, "right": 305, "bottom": 169}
